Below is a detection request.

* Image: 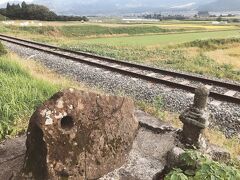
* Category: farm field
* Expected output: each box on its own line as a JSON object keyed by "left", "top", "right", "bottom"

{"left": 78, "top": 29, "right": 240, "bottom": 47}
{"left": 205, "top": 45, "right": 240, "bottom": 69}
{"left": 1, "top": 20, "right": 239, "bottom": 38}
{"left": 155, "top": 23, "right": 237, "bottom": 30}
{"left": 0, "top": 20, "right": 239, "bottom": 81}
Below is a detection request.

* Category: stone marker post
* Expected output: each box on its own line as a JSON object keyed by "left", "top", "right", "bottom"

{"left": 18, "top": 89, "right": 138, "bottom": 180}
{"left": 179, "top": 86, "right": 210, "bottom": 149}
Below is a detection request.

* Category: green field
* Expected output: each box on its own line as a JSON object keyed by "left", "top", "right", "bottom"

{"left": 0, "top": 24, "right": 185, "bottom": 38}
{"left": 0, "top": 20, "right": 239, "bottom": 38}
{"left": 78, "top": 30, "right": 240, "bottom": 47}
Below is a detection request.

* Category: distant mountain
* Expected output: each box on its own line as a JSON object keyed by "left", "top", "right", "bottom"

{"left": 1, "top": 0, "right": 239, "bottom": 15}
{"left": 199, "top": 0, "right": 240, "bottom": 11}
{"left": 31, "top": 0, "right": 213, "bottom": 15}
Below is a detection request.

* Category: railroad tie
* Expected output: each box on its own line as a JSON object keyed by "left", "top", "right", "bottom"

{"left": 224, "top": 90, "right": 236, "bottom": 97}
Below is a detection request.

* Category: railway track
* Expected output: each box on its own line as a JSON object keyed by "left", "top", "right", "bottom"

{"left": 0, "top": 34, "right": 239, "bottom": 104}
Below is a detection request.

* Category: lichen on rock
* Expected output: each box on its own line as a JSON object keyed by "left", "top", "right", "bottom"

{"left": 19, "top": 89, "right": 139, "bottom": 179}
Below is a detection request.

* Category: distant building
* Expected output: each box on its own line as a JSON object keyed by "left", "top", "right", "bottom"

{"left": 212, "top": 21, "right": 220, "bottom": 25}
{"left": 198, "top": 11, "right": 210, "bottom": 17}
{"left": 211, "top": 21, "right": 228, "bottom": 25}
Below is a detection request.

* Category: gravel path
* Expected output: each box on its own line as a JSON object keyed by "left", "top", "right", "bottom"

{"left": 3, "top": 42, "right": 240, "bottom": 138}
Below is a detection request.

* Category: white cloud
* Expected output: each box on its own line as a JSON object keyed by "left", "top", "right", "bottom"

{"left": 171, "top": 2, "right": 196, "bottom": 9}
{"left": 125, "top": 3, "right": 143, "bottom": 8}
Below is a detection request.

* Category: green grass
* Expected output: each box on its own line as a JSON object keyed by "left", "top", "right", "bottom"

{"left": 78, "top": 30, "right": 240, "bottom": 47}
{"left": 62, "top": 43, "right": 150, "bottom": 63}
{"left": 0, "top": 14, "right": 7, "bottom": 21}
{"left": 0, "top": 25, "right": 57, "bottom": 35}
{"left": 63, "top": 43, "right": 240, "bottom": 81}
{"left": 160, "top": 52, "right": 240, "bottom": 80}
{"left": 165, "top": 150, "right": 240, "bottom": 179}
{"left": 0, "top": 53, "right": 60, "bottom": 140}
{"left": 0, "top": 24, "right": 185, "bottom": 38}
{"left": 59, "top": 25, "right": 183, "bottom": 37}
{"left": 0, "top": 42, "right": 7, "bottom": 55}
{"left": 180, "top": 38, "right": 240, "bottom": 50}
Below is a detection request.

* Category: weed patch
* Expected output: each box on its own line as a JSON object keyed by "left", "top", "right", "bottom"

{"left": 0, "top": 54, "right": 60, "bottom": 140}
{"left": 165, "top": 150, "right": 240, "bottom": 179}
{"left": 158, "top": 52, "right": 240, "bottom": 81}
{"left": 0, "top": 42, "right": 7, "bottom": 56}
{"left": 179, "top": 38, "right": 240, "bottom": 50}
{"left": 0, "top": 24, "right": 182, "bottom": 38}
{"left": 65, "top": 43, "right": 240, "bottom": 81}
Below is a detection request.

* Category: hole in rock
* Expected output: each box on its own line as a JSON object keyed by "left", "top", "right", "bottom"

{"left": 60, "top": 116, "right": 74, "bottom": 131}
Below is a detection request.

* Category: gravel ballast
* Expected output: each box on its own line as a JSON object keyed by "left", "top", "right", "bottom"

{"left": 3, "top": 41, "right": 240, "bottom": 138}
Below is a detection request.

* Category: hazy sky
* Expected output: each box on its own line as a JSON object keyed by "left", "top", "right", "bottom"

{"left": 1, "top": 0, "right": 214, "bottom": 3}
{"left": 1, "top": 0, "right": 33, "bottom": 3}
{"left": 0, "top": 0, "right": 217, "bottom": 9}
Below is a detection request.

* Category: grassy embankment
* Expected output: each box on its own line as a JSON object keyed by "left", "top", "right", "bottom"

{"left": 0, "top": 14, "right": 7, "bottom": 21}
{"left": 0, "top": 24, "right": 186, "bottom": 40}
{"left": 0, "top": 51, "right": 59, "bottom": 139}
{"left": 66, "top": 36, "right": 240, "bottom": 81}
{"left": 0, "top": 42, "right": 93, "bottom": 140}
{"left": 0, "top": 22, "right": 238, "bottom": 42}
{"left": 64, "top": 28, "right": 240, "bottom": 82}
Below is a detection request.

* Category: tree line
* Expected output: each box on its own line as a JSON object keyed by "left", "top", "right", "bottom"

{"left": 143, "top": 14, "right": 187, "bottom": 21}
{"left": 0, "top": 1, "right": 88, "bottom": 21}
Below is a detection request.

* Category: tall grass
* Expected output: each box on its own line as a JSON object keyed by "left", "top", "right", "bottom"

{"left": 0, "top": 54, "right": 60, "bottom": 140}
{"left": 59, "top": 25, "right": 181, "bottom": 37}
{"left": 0, "top": 42, "right": 7, "bottom": 56}
{"left": 161, "top": 52, "right": 240, "bottom": 80}
{"left": 180, "top": 38, "right": 240, "bottom": 50}
{"left": 0, "top": 14, "right": 7, "bottom": 21}
{"left": 65, "top": 43, "right": 240, "bottom": 81}
{"left": 0, "top": 24, "right": 184, "bottom": 38}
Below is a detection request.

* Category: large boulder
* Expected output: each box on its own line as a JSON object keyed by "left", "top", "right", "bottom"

{"left": 19, "top": 89, "right": 138, "bottom": 179}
